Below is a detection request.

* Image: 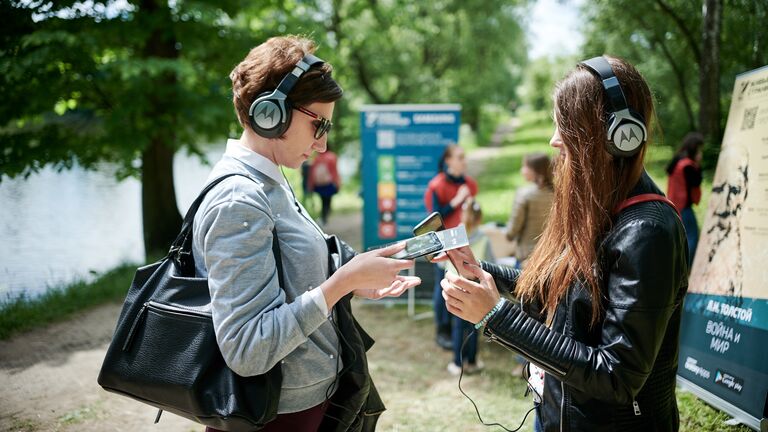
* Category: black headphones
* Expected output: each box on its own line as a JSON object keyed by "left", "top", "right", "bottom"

{"left": 580, "top": 56, "right": 647, "bottom": 157}
{"left": 248, "top": 54, "right": 325, "bottom": 138}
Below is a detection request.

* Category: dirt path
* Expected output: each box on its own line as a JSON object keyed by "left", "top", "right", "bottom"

{"left": 0, "top": 212, "right": 374, "bottom": 432}
{"left": 0, "top": 135, "right": 514, "bottom": 431}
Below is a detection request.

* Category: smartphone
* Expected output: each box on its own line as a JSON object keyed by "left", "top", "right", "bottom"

{"left": 412, "top": 212, "right": 445, "bottom": 261}
{"left": 413, "top": 212, "right": 445, "bottom": 236}
{"left": 390, "top": 231, "right": 444, "bottom": 260}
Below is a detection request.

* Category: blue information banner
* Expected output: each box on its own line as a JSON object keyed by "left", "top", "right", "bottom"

{"left": 360, "top": 104, "right": 461, "bottom": 250}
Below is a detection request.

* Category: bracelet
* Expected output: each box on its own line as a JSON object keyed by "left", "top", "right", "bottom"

{"left": 474, "top": 298, "right": 507, "bottom": 330}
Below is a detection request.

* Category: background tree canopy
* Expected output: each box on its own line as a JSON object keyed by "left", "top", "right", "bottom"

{"left": 0, "top": 0, "right": 529, "bottom": 256}
{"left": 1, "top": 0, "right": 765, "bottom": 255}
{"left": 578, "top": 0, "right": 767, "bottom": 166}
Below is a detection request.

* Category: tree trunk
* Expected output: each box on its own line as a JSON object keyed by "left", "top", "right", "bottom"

{"left": 699, "top": 0, "right": 722, "bottom": 157}
{"left": 140, "top": 0, "right": 182, "bottom": 258}
{"left": 142, "top": 139, "right": 182, "bottom": 258}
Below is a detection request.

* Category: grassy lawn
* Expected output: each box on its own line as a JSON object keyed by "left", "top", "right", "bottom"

{"left": 0, "top": 264, "right": 136, "bottom": 340}
{"left": 355, "top": 302, "right": 538, "bottom": 432}
{"left": 354, "top": 302, "right": 752, "bottom": 432}
{"left": 473, "top": 110, "right": 555, "bottom": 224}
{"left": 474, "top": 109, "right": 712, "bottom": 226}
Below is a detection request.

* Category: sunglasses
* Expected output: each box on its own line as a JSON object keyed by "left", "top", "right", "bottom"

{"left": 295, "top": 106, "right": 333, "bottom": 140}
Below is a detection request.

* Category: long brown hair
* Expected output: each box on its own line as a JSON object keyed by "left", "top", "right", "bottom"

{"left": 515, "top": 56, "right": 653, "bottom": 326}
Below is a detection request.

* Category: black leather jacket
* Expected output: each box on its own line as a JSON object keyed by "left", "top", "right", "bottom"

{"left": 320, "top": 235, "right": 385, "bottom": 432}
{"left": 482, "top": 172, "right": 688, "bottom": 432}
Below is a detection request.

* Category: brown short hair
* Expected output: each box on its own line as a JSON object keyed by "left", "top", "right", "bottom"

{"left": 229, "top": 35, "right": 343, "bottom": 130}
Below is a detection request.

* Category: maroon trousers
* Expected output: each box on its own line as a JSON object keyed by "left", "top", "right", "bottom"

{"left": 205, "top": 401, "right": 328, "bottom": 432}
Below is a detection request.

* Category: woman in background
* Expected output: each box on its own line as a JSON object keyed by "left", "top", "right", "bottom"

{"left": 666, "top": 132, "right": 704, "bottom": 267}
{"left": 309, "top": 145, "right": 341, "bottom": 225}
{"left": 505, "top": 152, "right": 554, "bottom": 268}
{"left": 424, "top": 144, "right": 478, "bottom": 350}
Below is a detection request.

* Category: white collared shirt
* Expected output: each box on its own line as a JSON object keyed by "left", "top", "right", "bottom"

{"left": 224, "top": 138, "right": 286, "bottom": 186}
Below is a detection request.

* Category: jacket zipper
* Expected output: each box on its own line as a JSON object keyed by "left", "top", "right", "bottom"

{"left": 561, "top": 290, "right": 569, "bottom": 431}
{"left": 560, "top": 381, "right": 565, "bottom": 432}
{"left": 486, "top": 330, "right": 567, "bottom": 376}
{"left": 122, "top": 301, "right": 211, "bottom": 351}
{"left": 633, "top": 399, "right": 641, "bottom": 416}
{"left": 146, "top": 300, "right": 211, "bottom": 318}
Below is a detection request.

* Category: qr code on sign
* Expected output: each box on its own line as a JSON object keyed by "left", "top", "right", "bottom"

{"left": 741, "top": 106, "right": 757, "bottom": 130}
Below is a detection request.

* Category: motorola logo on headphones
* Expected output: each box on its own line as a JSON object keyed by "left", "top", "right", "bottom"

{"left": 253, "top": 101, "right": 281, "bottom": 129}
{"left": 614, "top": 123, "right": 644, "bottom": 151}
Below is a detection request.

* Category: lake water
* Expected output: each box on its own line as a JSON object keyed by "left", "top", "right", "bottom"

{"left": 0, "top": 144, "right": 357, "bottom": 301}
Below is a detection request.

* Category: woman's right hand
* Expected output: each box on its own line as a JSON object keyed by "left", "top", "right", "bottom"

{"left": 321, "top": 242, "right": 417, "bottom": 308}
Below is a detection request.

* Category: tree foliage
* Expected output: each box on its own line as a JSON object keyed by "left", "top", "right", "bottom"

{"left": 580, "top": 0, "right": 767, "bottom": 165}
{"left": 1, "top": 0, "right": 530, "bottom": 254}
{"left": 1, "top": 0, "right": 263, "bottom": 179}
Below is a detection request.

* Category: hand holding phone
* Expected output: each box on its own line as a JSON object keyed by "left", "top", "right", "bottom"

{"left": 390, "top": 231, "right": 444, "bottom": 260}
{"left": 432, "top": 244, "right": 481, "bottom": 281}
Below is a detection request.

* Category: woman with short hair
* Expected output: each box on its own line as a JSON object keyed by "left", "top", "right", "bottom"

{"left": 194, "top": 35, "right": 421, "bottom": 432}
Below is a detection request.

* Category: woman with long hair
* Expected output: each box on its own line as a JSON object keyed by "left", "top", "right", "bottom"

{"left": 440, "top": 56, "right": 688, "bottom": 431}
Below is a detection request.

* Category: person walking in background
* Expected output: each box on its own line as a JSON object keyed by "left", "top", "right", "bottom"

{"left": 505, "top": 152, "right": 554, "bottom": 269}
{"left": 445, "top": 198, "right": 494, "bottom": 376}
{"left": 666, "top": 132, "right": 704, "bottom": 267}
{"left": 424, "top": 144, "right": 478, "bottom": 350}
{"left": 308, "top": 145, "right": 340, "bottom": 226}
{"left": 300, "top": 159, "right": 315, "bottom": 213}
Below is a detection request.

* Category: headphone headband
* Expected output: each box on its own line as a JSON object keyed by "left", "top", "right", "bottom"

{"left": 578, "top": 56, "right": 647, "bottom": 157}
{"left": 274, "top": 54, "right": 325, "bottom": 97}
{"left": 248, "top": 53, "right": 325, "bottom": 138}
{"left": 580, "top": 56, "right": 628, "bottom": 113}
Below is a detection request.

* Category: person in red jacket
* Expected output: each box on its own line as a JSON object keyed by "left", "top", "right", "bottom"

{"left": 666, "top": 132, "right": 703, "bottom": 267}
{"left": 423, "top": 144, "right": 478, "bottom": 349}
{"left": 309, "top": 146, "right": 341, "bottom": 225}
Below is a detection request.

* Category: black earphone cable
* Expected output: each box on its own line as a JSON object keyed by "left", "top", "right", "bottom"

{"left": 283, "top": 165, "right": 539, "bottom": 429}
{"left": 277, "top": 166, "right": 351, "bottom": 423}
{"left": 458, "top": 329, "right": 538, "bottom": 432}
{"left": 284, "top": 167, "right": 364, "bottom": 421}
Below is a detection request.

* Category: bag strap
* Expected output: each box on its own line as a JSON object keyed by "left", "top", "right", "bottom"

{"left": 170, "top": 173, "right": 254, "bottom": 253}
{"left": 169, "top": 173, "right": 285, "bottom": 284}
{"left": 613, "top": 193, "right": 681, "bottom": 219}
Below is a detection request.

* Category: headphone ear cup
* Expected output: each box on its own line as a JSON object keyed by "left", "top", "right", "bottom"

{"left": 606, "top": 110, "right": 647, "bottom": 157}
{"left": 281, "top": 97, "right": 293, "bottom": 136}
{"left": 249, "top": 91, "right": 289, "bottom": 138}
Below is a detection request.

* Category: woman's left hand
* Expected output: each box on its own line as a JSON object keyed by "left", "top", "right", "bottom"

{"left": 353, "top": 275, "right": 421, "bottom": 300}
{"left": 441, "top": 263, "right": 501, "bottom": 324}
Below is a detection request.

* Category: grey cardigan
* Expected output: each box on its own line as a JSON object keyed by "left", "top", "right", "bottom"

{"left": 191, "top": 149, "right": 341, "bottom": 414}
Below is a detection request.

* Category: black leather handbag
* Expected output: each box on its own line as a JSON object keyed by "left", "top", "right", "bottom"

{"left": 98, "top": 173, "right": 282, "bottom": 432}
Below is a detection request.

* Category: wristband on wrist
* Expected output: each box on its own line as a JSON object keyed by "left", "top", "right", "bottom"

{"left": 474, "top": 298, "right": 507, "bottom": 330}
